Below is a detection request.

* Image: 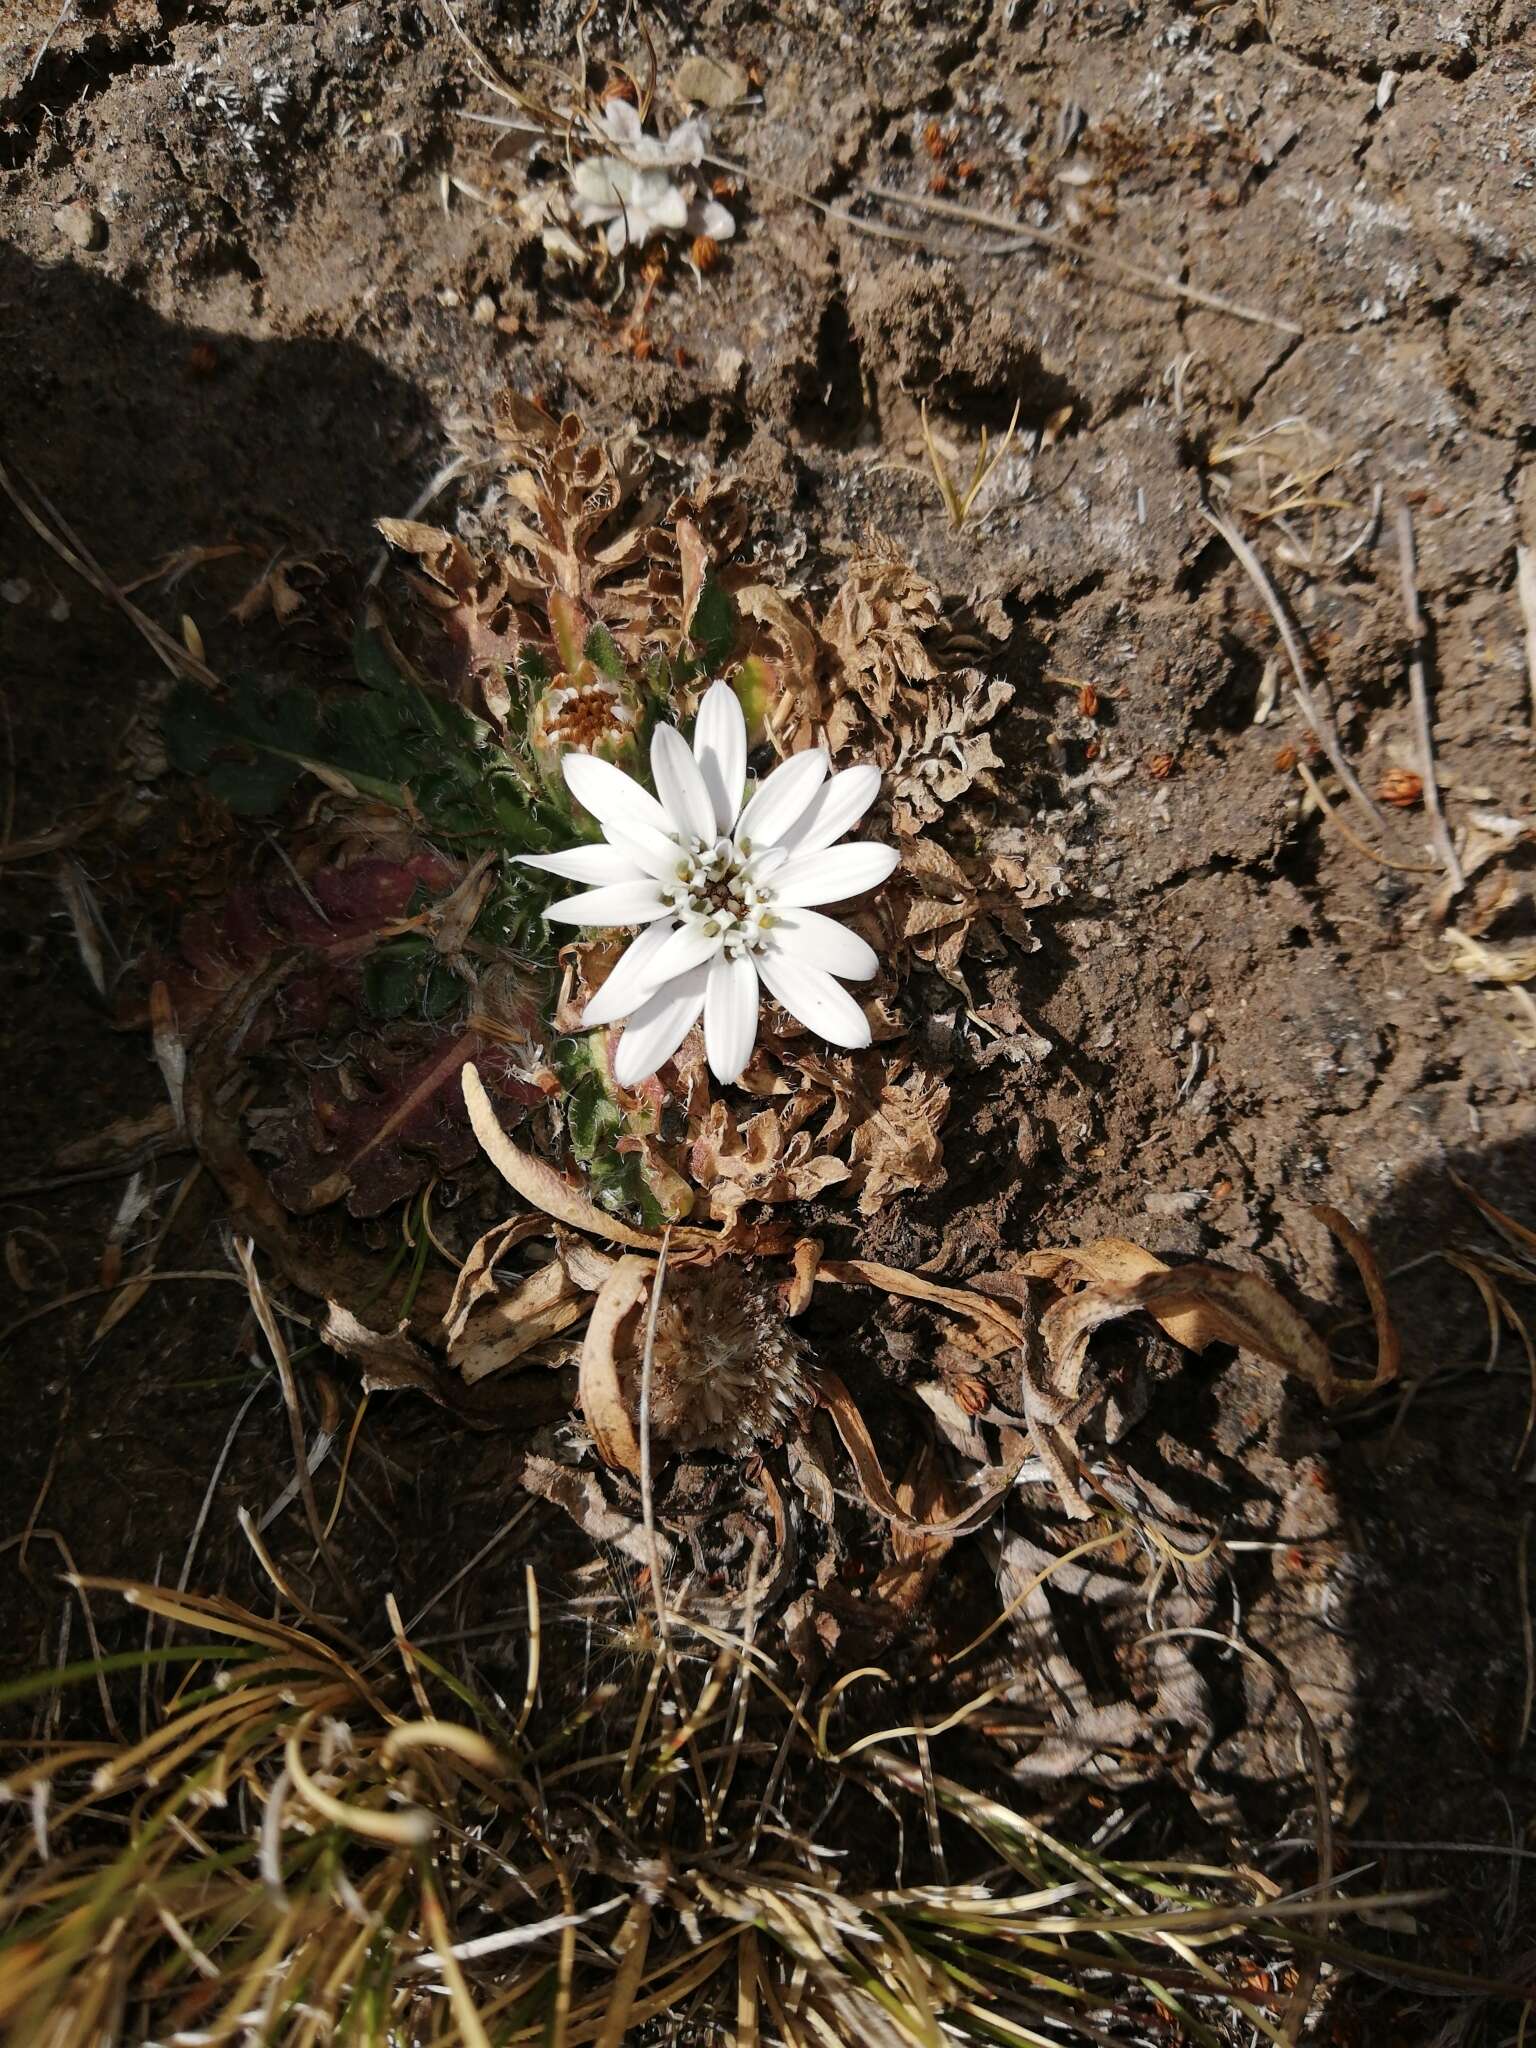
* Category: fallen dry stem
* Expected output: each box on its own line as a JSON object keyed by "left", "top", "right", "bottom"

{"left": 1395, "top": 504, "right": 1464, "bottom": 893}
{"left": 0, "top": 455, "right": 217, "bottom": 688}
{"left": 1205, "top": 506, "right": 1383, "bottom": 834}
{"left": 1516, "top": 543, "right": 1536, "bottom": 728}
{"left": 1294, "top": 759, "right": 1435, "bottom": 874}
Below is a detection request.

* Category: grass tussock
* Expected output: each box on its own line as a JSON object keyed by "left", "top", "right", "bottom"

{"left": 0, "top": 1550, "right": 1436, "bottom": 2048}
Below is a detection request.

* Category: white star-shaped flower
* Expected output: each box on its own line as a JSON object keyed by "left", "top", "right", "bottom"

{"left": 570, "top": 101, "right": 736, "bottom": 257}
{"left": 520, "top": 681, "right": 898, "bottom": 1088}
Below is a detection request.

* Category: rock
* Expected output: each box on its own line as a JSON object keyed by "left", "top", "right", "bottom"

{"left": 672, "top": 55, "right": 748, "bottom": 108}
{"left": 52, "top": 200, "right": 107, "bottom": 252}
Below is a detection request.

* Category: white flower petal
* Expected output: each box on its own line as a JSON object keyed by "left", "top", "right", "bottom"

{"left": 607, "top": 818, "right": 688, "bottom": 882}
{"left": 768, "top": 909, "right": 879, "bottom": 982}
{"left": 691, "top": 197, "right": 737, "bottom": 243}
{"left": 572, "top": 158, "right": 624, "bottom": 206}
{"left": 705, "top": 951, "right": 759, "bottom": 1084}
{"left": 602, "top": 101, "right": 643, "bottom": 148}
{"left": 543, "top": 880, "right": 673, "bottom": 927}
{"left": 776, "top": 763, "right": 881, "bottom": 855}
{"left": 581, "top": 920, "right": 680, "bottom": 1028}
{"left": 664, "top": 117, "right": 708, "bottom": 166}
{"left": 758, "top": 954, "right": 872, "bottom": 1051}
{"left": 613, "top": 969, "right": 708, "bottom": 1087}
{"left": 651, "top": 722, "right": 717, "bottom": 843}
{"left": 650, "top": 184, "right": 690, "bottom": 230}
{"left": 644, "top": 918, "right": 726, "bottom": 986}
{"left": 736, "top": 748, "right": 828, "bottom": 849}
{"left": 517, "top": 843, "right": 644, "bottom": 886}
{"left": 771, "top": 841, "right": 900, "bottom": 908}
{"left": 692, "top": 680, "right": 747, "bottom": 834}
{"left": 562, "top": 752, "right": 673, "bottom": 841}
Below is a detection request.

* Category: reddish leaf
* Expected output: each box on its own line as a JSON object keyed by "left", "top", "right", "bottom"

{"left": 268, "top": 1033, "right": 542, "bottom": 1218}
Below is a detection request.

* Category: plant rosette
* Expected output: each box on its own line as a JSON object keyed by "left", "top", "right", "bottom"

{"left": 521, "top": 679, "right": 899, "bottom": 1088}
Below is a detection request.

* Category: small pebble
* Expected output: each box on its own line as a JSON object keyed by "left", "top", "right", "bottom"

{"left": 53, "top": 200, "right": 107, "bottom": 251}
{"left": 471, "top": 292, "right": 497, "bottom": 326}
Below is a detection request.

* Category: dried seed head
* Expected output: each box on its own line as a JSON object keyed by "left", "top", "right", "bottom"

{"left": 922, "top": 118, "right": 949, "bottom": 160}
{"left": 1145, "top": 751, "right": 1176, "bottom": 780}
{"left": 601, "top": 74, "right": 637, "bottom": 104}
{"left": 1077, "top": 683, "right": 1099, "bottom": 719}
{"left": 647, "top": 1263, "right": 811, "bottom": 1457}
{"left": 1273, "top": 744, "right": 1299, "bottom": 773}
{"left": 689, "top": 233, "right": 720, "bottom": 272}
{"left": 1377, "top": 767, "right": 1423, "bottom": 808}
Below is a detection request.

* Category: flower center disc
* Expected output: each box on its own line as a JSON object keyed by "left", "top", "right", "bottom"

{"left": 665, "top": 837, "right": 776, "bottom": 955}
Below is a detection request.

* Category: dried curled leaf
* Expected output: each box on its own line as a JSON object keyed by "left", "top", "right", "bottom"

{"left": 463, "top": 1062, "right": 690, "bottom": 1250}
{"left": 892, "top": 839, "right": 1052, "bottom": 999}
{"left": 887, "top": 675, "right": 1013, "bottom": 836}
{"left": 978, "top": 1219, "right": 1401, "bottom": 1518}
{"left": 688, "top": 1102, "right": 851, "bottom": 1222}
{"left": 847, "top": 1060, "right": 950, "bottom": 1218}
{"left": 1027, "top": 1230, "right": 1396, "bottom": 1406}
{"left": 578, "top": 1256, "right": 654, "bottom": 1472}
{"left": 823, "top": 536, "right": 942, "bottom": 731}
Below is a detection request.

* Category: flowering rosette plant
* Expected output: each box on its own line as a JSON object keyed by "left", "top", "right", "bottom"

{"left": 522, "top": 681, "right": 897, "bottom": 1086}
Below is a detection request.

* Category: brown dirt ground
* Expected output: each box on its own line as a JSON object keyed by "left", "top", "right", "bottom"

{"left": 4, "top": 0, "right": 1536, "bottom": 2035}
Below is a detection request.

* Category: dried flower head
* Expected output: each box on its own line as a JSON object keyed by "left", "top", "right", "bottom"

{"left": 646, "top": 1262, "right": 811, "bottom": 1455}
{"left": 529, "top": 665, "right": 638, "bottom": 771}
{"left": 1377, "top": 767, "right": 1423, "bottom": 808}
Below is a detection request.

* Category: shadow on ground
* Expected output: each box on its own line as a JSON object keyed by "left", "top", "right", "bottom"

{"left": 1322, "top": 1130, "right": 1536, "bottom": 2033}
{"left": 0, "top": 240, "right": 444, "bottom": 1669}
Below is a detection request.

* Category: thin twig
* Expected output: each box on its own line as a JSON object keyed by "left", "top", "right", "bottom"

{"left": 236, "top": 1238, "right": 352, "bottom": 1611}
{"left": 1205, "top": 506, "right": 1383, "bottom": 833}
{"left": 637, "top": 1226, "right": 675, "bottom": 1669}
{"left": 1396, "top": 505, "right": 1463, "bottom": 893}
{"left": 27, "top": 0, "right": 73, "bottom": 78}
{"left": 1517, "top": 1514, "right": 1534, "bottom": 1756}
{"left": 861, "top": 178, "right": 1303, "bottom": 335}
{"left": 1515, "top": 543, "right": 1536, "bottom": 731}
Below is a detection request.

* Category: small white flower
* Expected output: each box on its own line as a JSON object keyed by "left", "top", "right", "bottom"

{"left": 520, "top": 681, "right": 898, "bottom": 1088}
{"left": 570, "top": 101, "right": 736, "bottom": 256}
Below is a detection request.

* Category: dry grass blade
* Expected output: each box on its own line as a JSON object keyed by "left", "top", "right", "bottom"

{"left": 235, "top": 1238, "right": 351, "bottom": 1611}
{"left": 1396, "top": 504, "right": 1463, "bottom": 892}
{"left": 0, "top": 455, "right": 218, "bottom": 686}
{"left": 1294, "top": 759, "right": 1435, "bottom": 875}
{"left": 919, "top": 398, "right": 1022, "bottom": 530}
{"left": 3, "top": 1559, "right": 1453, "bottom": 2045}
